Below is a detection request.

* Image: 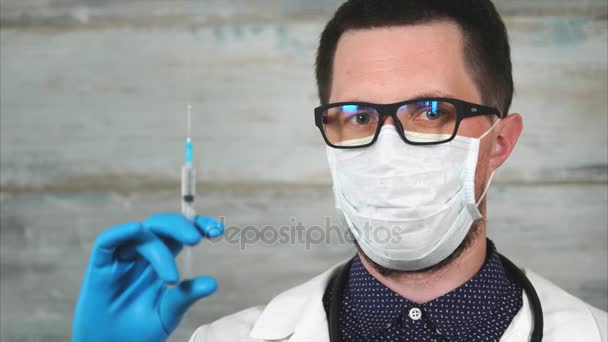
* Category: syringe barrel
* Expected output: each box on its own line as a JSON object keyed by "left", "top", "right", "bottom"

{"left": 181, "top": 164, "right": 196, "bottom": 197}
{"left": 181, "top": 164, "right": 196, "bottom": 221}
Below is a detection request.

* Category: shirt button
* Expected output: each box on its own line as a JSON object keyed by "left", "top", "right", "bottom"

{"left": 409, "top": 307, "right": 422, "bottom": 320}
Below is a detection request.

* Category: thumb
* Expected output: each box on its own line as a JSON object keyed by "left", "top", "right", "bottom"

{"left": 159, "top": 276, "right": 218, "bottom": 334}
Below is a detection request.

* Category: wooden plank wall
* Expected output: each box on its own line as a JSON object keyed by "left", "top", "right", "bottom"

{"left": 0, "top": 2, "right": 606, "bottom": 341}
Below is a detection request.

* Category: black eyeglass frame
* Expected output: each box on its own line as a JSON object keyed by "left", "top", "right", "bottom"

{"left": 314, "top": 97, "right": 503, "bottom": 148}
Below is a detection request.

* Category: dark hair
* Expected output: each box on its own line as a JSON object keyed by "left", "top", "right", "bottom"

{"left": 315, "top": 0, "right": 514, "bottom": 115}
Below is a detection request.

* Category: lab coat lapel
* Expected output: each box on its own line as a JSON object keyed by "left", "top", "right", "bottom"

{"left": 287, "top": 276, "right": 332, "bottom": 342}
{"left": 500, "top": 291, "right": 533, "bottom": 341}
{"left": 249, "top": 261, "right": 345, "bottom": 342}
{"left": 501, "top": 269, "right": 604, "bottom": 341}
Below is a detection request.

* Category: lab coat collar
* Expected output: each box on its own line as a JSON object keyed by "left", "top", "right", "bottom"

{"left": 249, "top": 260, "right": 345, "bottom": 342}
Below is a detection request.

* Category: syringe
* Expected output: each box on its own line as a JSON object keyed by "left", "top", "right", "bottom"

{"left": 181, "top": 104, "right": 196, "bottom": 279}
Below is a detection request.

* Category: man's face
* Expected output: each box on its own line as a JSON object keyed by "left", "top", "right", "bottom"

{"left": 330, "top": 21, "right": 504, "bottom": 202}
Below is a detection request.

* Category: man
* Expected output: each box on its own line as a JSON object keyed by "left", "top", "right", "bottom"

{"left": 73, "top": 1, "right": 607, "bottom": 341}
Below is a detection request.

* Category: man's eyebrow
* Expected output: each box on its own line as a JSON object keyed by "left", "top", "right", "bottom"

{"left": 408, "top": 91, "right": 458, "bottom": 99}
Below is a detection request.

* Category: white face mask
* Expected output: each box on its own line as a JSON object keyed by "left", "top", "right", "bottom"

{"left": 326, "top": 122, "right": 499, "bottom": 271}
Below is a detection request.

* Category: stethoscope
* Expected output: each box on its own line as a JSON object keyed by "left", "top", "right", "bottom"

{"left": 328, "top": 254, "right": 544, "bottom": 342}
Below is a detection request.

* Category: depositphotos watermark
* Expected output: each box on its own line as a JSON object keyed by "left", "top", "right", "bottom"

{"left": 206, "top": 216, "right": 403, "bottom": 251}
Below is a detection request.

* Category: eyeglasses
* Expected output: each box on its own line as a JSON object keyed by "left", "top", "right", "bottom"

{"left": 315, "top": 97, "right": 503, "bottom": 148}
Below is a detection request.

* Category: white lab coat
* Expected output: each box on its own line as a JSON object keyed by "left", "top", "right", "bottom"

{"left": 190, "top": 261, "right": 608, "bottom": 342}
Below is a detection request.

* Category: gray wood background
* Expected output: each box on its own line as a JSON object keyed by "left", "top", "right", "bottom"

{"left": 0, "top": 1, "right": 606, "bottom": 341}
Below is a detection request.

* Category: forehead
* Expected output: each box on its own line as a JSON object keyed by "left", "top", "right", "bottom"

{"left": 330, "top": 21, "right": 481, "bottom": 104}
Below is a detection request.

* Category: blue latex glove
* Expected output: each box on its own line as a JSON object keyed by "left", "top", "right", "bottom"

{"left": 73, "top": 213, "right": 224, "bottom": 342}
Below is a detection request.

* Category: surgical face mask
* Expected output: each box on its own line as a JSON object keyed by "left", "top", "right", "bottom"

{"left": 326, "top": 121, "right": 499, "bottom": 271}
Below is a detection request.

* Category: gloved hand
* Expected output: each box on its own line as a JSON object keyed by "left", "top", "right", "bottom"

{"left": 73, "top": 213, "right": 224, "bottom": 342}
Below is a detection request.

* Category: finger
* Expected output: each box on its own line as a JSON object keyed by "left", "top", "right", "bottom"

{"left": 162, "top": 237, "right": 183, "bottom": 257}
{"left": 144, "top": 213, "right": 201, "bottom": 246}
{"left": 194, "top": 216, "right": 224, "bottom": 238}
{"left": 94, "top": 222, "right": 143, "bottom": 250}
{"left": 135, "top": 232, "right": 180, "bottom": 284}
{"left": 159, "top": 276, "right": 218, "bottom": 334}
{"left": 91, "top": 222, "right": 143, "bottom": 266}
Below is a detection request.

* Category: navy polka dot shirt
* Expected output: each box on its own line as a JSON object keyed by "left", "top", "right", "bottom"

{"left": 323, "top": 240, "right": 523, "bottom": 342}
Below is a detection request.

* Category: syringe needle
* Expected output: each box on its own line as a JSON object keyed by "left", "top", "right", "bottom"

{"left": 187, "top": 104, "right": 192, "bottom": 140}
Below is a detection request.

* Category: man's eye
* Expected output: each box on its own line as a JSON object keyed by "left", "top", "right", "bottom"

{"left": 348, "top": 113, "right": 373, "bottom": 125}
{"left": 423, "top": 109, "right": 443, "bottom": 120}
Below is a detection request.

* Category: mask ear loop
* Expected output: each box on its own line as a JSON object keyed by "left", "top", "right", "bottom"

{"left": 476, "top": 171, "right": 495, "bottom": 206}
{"left": 479, "top": 118, "right": 501, "bottom": 140}
{"left": 475, "top": 119, "right": 501, "bottom": 206}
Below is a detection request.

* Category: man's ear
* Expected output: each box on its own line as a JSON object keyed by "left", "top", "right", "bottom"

{"left": 489, "top": 113, "right": 523, "bottom": 172}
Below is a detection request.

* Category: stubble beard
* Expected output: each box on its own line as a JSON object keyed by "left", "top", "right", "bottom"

{"left": 355, "top": 208, "right": 486, "bottom": 278}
